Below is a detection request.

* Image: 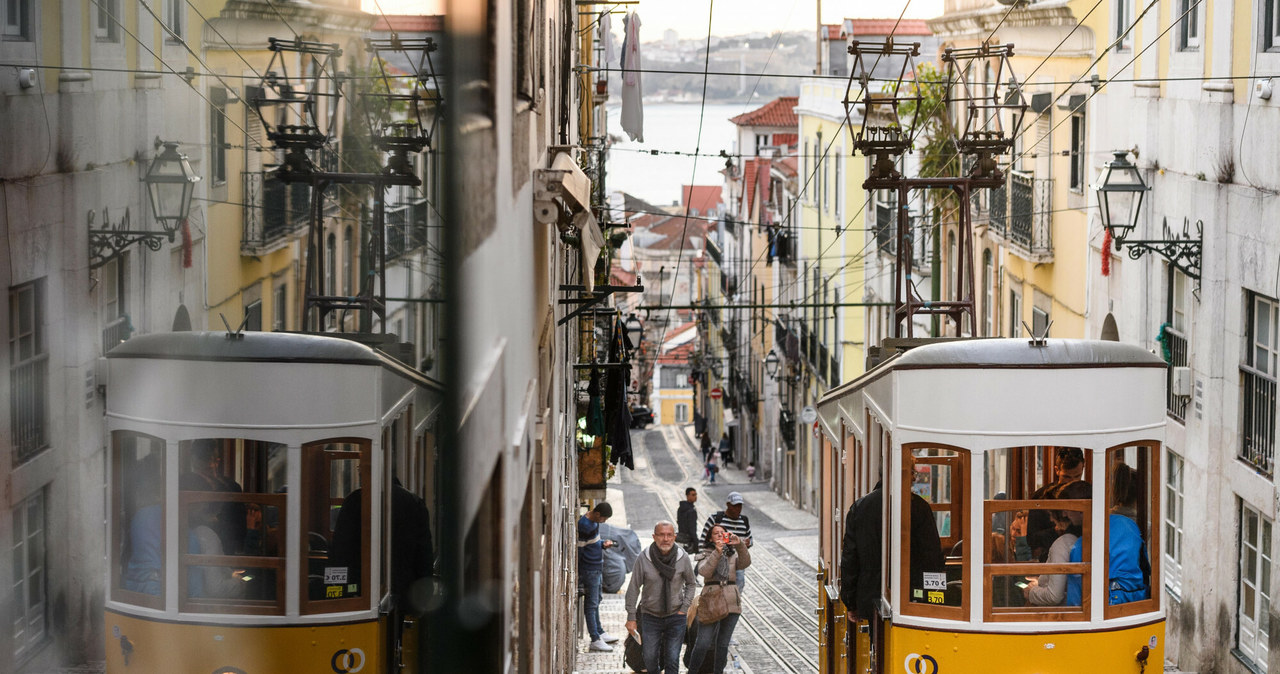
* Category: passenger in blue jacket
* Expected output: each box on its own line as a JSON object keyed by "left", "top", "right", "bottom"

{"left": 1066, "top": 464, "right": 1150, "bottom": 606}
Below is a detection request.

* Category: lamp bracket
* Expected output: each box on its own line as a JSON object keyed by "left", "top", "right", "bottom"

{"left": 1116, "top": 217, "right": 1202, "bottom": 281}
{"left": 88, "top": 207, "right": 174, "bottom": 270}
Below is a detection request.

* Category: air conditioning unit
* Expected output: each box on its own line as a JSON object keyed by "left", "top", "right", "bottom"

{"left": 1171, "top": 366, "right": 1192, "bottom": 397}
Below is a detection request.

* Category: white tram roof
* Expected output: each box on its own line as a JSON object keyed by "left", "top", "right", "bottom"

{"left": 816, "top": 339, "right": 1168, "bottom": 452}
{"left": 104, "top": 332, "right": 441, "bottom": 439}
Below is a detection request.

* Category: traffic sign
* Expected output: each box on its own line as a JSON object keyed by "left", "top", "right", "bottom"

{"left": 709, "top": 387, "right": 723, "bottom": 400}
{"left": 801, "top": 405, "right": 817, "bottom": 424}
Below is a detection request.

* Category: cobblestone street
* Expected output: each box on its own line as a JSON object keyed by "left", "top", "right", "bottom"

{"left": 574, "top": 424, "right": 820, "bottom": 674}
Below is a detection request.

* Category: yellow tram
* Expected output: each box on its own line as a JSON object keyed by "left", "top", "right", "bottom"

{"left": 101, "top": 331, "right": 442, "bottom": 674}
{"left": 815, "top": 339, "right": 1168, "bottom": 673}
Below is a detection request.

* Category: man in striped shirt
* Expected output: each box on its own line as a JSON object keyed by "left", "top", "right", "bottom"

{"left": 700, "top": 492, "right": 753, "bottom": 592}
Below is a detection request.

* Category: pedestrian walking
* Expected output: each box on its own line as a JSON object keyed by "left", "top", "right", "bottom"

{"left": 700, "top": 492, "right": 753, "bottom": 593}
{"left": 699, "top": 431, "right": 712, "bottom": 463}
{"left": 676, "top": 488, "right": 700, "bottom": 554}
{"left": 705, "top": 450, "right": 719, "bottom": 484}
{"left": 625, "top": 521, "right": 697, "bottom": 674}
{"left": 579, "top": 502, "right": 618, "bottom": 651}
{"left": 687, "top": 524, "right": 751, "bottom": 673}
{"left": 718, "top": 433, "right": 732, "bottom": 467}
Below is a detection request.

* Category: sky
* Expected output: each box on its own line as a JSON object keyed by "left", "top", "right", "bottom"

{"left": 363, "top": 0, "right": 945, "bottom": 37}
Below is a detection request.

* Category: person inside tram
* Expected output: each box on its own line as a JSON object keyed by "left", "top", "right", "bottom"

{"left": 187, "top": 502, "right": 248, "bottom": 600}
{"left": 122, "top": 478, "right": 163, "bottom": 596}
{"left": 1027, "top": 448, "right": 1085, "bottom": 562}
{"left": 840, "top": 480, "right": 947, "bottom": 617}
{"left": 1023, "top": 480, "right": 1090, "bottom": 606}
{"left": 330, "top": 477, "right": 435, "bottom": 608}
{"left": 1066, "top": 464, "right": 1150, "bottom": 605}
{"left": 180, "top": 439, "right": 247, "bottom": 554}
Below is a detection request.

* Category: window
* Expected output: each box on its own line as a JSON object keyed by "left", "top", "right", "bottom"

{"left": 675, "top": 403, "right": 690, "bottom": 423}
{"left": 947, "top": 232, "right": 958, "bottom": 299}
{"left": 3, "top": 0, "right": 30, "bottom": 39}
{"left": 10, "top": 280, "right": 47, "bottom": 465}
{"left": 834, "top": 155, "right": 842, "bottom": 222}
{"left": 1241, "top": 292, "right": 1278, "bottom": 476}
{"left": 983, "top": 446, "right": 1093, "bottom": 621}
{"left": 756, "top": 134, "right": 768, "bottom": 151}
{"left": 325, "top": 233, "right": 337, "bottom": 297}
{"left": 244, "top": 300, "right": 262, "bottom": 331}
{"left": 1178, "top": 0, "right": 1200, "bottom": 49}
{"left": 822, "top": 155, "right": 830, "bottom": 212}
{"left": 1009, "top": 288, "right": 1023, "bottom": 337}
{"left": 1262, "top": 0, "right": 1279, "bottom": 51}
{"left": 1103, "top": 443, "right": 1159, "bottom": 619}
{"left": 343, "top": 227, "right": 354, "bottom": 296}
{"left": 900, "top": 445, "right": 967, "bottom": 620}
{"left": 12, "top": 490, "right": 46, "bottom": 661}
{"left": 111, "top": 432, "right": 165, "bottom": 609}
{"left": 659, "top": 366, "right": 692, "bottom": 389}
{"left": 272, "top": 283, "right": 287, "bottom": 332}
{"left": 802, "top": 139, "right": 810, "bottom": 202}
{"left": 164, "top": 0, "right": 182, "bottom": 40}
{"left": 94, "top": 0, "right": 118, "bottom": 41}
{"left": 1167, "top": 268, "right": 1192, "bottom": 420}
{"left": 1164, "top": 450, "right": 1185, "bottom": 597}
{"left": 1114, "top": 0, "right": 1132, "bottom": 51}
{"left": 1032, "top": 306, "right": 1050, "bottom": 337}
{"left": 210, "top": 90, "right": 227, "bottom": 185}
{"left": 1238, "top": 502, "right": 1273, "bottom": 669}
{"left": 983, "top": 250, "right": 994, "bottom": 337}
{"left": 302, "top": 439, "right": 370, "bottom": 615}
{"left": 1069, "top": 114, "right": 1086, "bottom": 191}
{"left": 179, "top": 438, "right": 287, "bottom": 614}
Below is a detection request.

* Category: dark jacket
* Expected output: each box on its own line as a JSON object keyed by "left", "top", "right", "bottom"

{"left": 839, "top": 483, "right": 946, "bottom": 619}
{"left": 676, "top": 501, "right": 700, "bottom": 552}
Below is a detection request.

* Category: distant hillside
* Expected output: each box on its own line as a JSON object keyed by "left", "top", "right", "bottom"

{"left": 604, "top": 31, "right": 819, "bottom": 104}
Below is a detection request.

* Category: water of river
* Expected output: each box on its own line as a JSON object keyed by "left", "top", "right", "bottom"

{"left": 605, "top": 102, "right": 757, "bottom": 207}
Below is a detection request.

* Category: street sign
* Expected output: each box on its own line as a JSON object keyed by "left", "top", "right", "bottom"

{"left": 801, "top": 405, "right": 817, "bottom": 424}
{"left": 709, "top": 387, "right": 723, "bottom": 400}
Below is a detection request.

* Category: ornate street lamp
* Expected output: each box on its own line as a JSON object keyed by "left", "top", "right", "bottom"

{"left": 1094, "top": 150, "right": 1202, "bottom": 280}
{"left": 89, "top": 141, "right": 201, "bottom": 270}
{"left": 624, "top": 313, "right": 644, "bottom": 349}
{"left": 764, "top": 350, "right": 780, "bottom": 379}
{"left": 1094, "top": 150, "right": 1147, "bottom": 246}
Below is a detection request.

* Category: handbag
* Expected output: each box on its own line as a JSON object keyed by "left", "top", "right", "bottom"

{"left": 624, "top": 633, "right": 646, "bottom": 672}
{"left": 697, "top": 583, "right": 731, "bottom": 624}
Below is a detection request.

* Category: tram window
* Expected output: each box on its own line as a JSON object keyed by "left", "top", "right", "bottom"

{"left": 900, "top": 446, "right": 966, "bottom": 619}
{"left": 303, "top": 439, "right": 371, "bottom": 615}
{"left": 178, "top": 439, "right": 287, "bottom": 614}
{"left": 1103, "top": 443, "right": 1160, "bottom": 618}
{"left": 982, "top": 447, "right": 1092, "bottom": 621}
{"left": 111, "top": 431, "right": 165, "bottom": 609}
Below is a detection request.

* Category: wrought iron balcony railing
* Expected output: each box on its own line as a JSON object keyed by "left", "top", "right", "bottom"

{"left": 1006, "top": 171, "right": 1054, "bottom": 262}
{"left": 242, "top": 171, "right": 310, "bottom": 255}
{"left": 1165, "top": 327, "right": 1190, "bottom": 422}
{"left": 102, "top": 314, "right": 133, "bottom": 354}
{"left": 11, "top": 355, "right": 48, "bottom": 465}
{"left": 1240, "top": 364, "right": 1276, "bottom": 477}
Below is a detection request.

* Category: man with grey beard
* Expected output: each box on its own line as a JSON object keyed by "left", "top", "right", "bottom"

{"left": 625, "top": 520, "right": 696, "bottom": 674}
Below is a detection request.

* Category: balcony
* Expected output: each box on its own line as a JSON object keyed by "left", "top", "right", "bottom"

{"left": 988, "top": 182, "right": 1007, "bottom": 238}
{"left": 706, "top": 237, "right": 723, "bottom": 267}
{"left": 385, "top": 200, "right": 430, "bottom": 261}
{"left": 242, "top": 171, "right": 310, "bottom": 255}
{"left": 1006, "top": 171, "right": 1053, "bottom": 263}
{"left": 1165, "top": 327, "right": 1189, "bottom": 422}
{"left": 102, "top": 314, "right": 133, "bottom": 354}
{"left": 1240, "top": 364, "right": 1276, "bottom": 477}
{"left": 10, "top": 355, "right": 48, "bottom": 465}
{"left": 771, "top": 229, "right": 795, "bottom": 266}
{"left": 875, "top": 201, "right": 896, "bottom": 255}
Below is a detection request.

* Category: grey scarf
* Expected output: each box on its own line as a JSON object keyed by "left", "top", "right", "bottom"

{"left": 650, "top": 545, "right": 679, "bottom": 613}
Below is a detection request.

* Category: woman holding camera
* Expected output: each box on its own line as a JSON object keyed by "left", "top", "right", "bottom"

{"left": 687, "top": 524, "right": 751, "bottom": 672}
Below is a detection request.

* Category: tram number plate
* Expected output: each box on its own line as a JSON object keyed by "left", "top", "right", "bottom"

{"left": 927, "top": 591, "right": 945, "bottom": 604}
{"left": 922, "top": 572, "right": 947, "bottom": 591}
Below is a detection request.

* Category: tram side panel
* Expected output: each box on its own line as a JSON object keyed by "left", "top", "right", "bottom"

{"left": 885, "top": 622, "right": 1164, "bottom": 674}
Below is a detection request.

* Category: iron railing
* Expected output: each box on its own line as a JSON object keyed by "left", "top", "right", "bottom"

{"left": 1007, "top": 171, "right": 1054, "bottom": 261}
{"left": 11, "top": 355, "right": 48, "bottom": 465}
{"left": 830, "top": 354, "right": 840, "bottom": 385}
{"left": 1166, "top": 327, "right": 1190, "bottom": 421}
{"left": 1240, "top": 364, "right": 1276, "bottom": 476}
{"left": 988, "top": 182, "right": 1007, "bottom": 237}
{"left": 242, "top": 171, "right": 310, "bottom": 254}
{"left": 102, "top": 314, "right": 133, "bottom": 354}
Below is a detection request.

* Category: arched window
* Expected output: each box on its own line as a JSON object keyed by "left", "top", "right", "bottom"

{"left": 343, "top": 227, "right": 354, "bottom": 296}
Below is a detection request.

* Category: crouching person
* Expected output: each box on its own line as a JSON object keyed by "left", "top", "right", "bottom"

{"left": 625, "top": 520, "right": 697, "bottom": 674}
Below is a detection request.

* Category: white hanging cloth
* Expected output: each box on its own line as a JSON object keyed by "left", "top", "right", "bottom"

{"left": 599, "top": 11, "right": 617, "bottom": 67}
{"left": 620, "top": 12, "right": 644, "bottom": 142}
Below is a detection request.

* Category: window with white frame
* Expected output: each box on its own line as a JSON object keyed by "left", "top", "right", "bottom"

{"left": 1069, "top": 113, "right": 1086, "bottom": 191}
{"left": 1177, "top": 0, "right": 1201, "bottom": 49}
{"left": 12, "top": 489, "right": 46, "bottom": 662}
{"left": 165, "top": 0, "right": 182, "bottom": 41}
{"left": 94, "top": 0, "right": 118, "bottom": 41}
{"left": 983, "top": 250, "right": 994, "bottom": 337}
{"left": 1164, "top": 450, "right": 1185, "bottom": 597}
{"left": 3, "top": 0, "right": 30, "bottom": 39}
{"left": 1009, "top": 287, "right": 1023, "bottom": 337}
{"left": 1241, "top": 291, "right": 1278, "bottom": 476}
{"left": 1114, "top": 0, "right": 1133, "bottom": 51}
{"left": 1032, "top": 306, "right": 1049, "bottom": 337}
{"left": 947, "top": 232, "right": 957, "bottom": 299}
{"left": 272, "top": 283, "right": 287, "bottom": 332}
{"left": 675, "top": 403, "right": 690, "bottom": 423}
{"left": 1263, "top": 0, "right": 1280, "bottom": 51}
{"left": 210, "top": 90, "right": 227, "bottom": 185}
{"left": 834, "top": 155, "right": 842, "bottom": 222}
{"left": 1238, "top": 502, "right": 1272, "bottom": 670}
